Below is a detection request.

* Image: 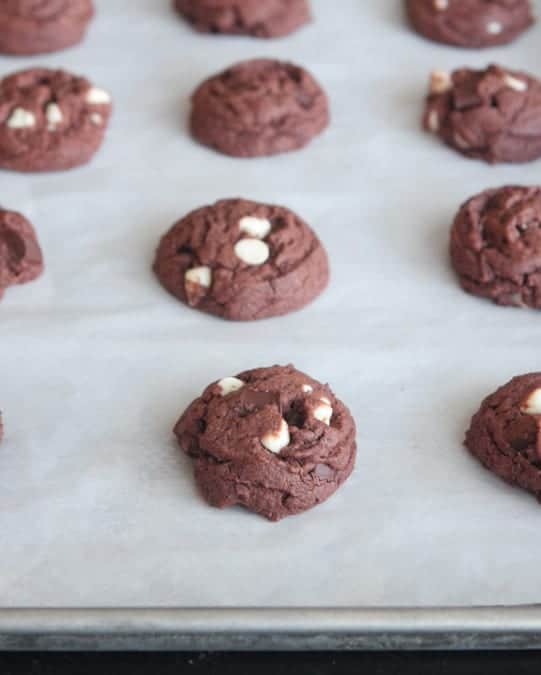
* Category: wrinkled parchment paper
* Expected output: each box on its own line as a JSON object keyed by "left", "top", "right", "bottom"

{"left": 2, "top": 0, "right": 541, "bottom": 608}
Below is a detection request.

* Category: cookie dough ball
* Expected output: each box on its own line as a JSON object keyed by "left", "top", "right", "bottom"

{"left": 0, "top": 68, "right": 112, "bottom": 172}
{"left": 0, "top": 207, "right": 43, "bottom": 300}
{"left": 466, "top": 374, "right": 541, "bottom": 502}
{"left": 190, "top": 58, "right": 329, "bottom": 158}
{"left": 423, "top": 64, "right": 541, "bottom": 164}
{"left": 174, "top": 0, "right": 310, "bottom": 38}
{"left": 405, "top": 0, "right": 533, "bottom": 48}
{"left": 153, "top": 198, "right": 329, "bottom": 321}
{"left": 0, "top": 1, "right": 94, "bottom": 55}
{"left": 175, "top": 365, "right": 357, "bottom": 521}
{"left": 451, "top": 186, "right": 541, "bottom": 308}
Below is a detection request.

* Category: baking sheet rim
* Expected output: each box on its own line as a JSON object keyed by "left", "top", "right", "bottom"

{"left": 2, "top": 605, "right": 541, "bottom": 650}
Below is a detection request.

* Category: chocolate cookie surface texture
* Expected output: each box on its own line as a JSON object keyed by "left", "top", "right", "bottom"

{"left": 451, "top": 185, "right": 541, "bottom": 308}
{"left": 466, "top": 374, "right": 541, "bottom": 502}
{"left": 423, "top": 64, "right": 541, "bottom": 163}
{"left": 405, "top": 0, "right": 533, "bottom": 48}
{"left": 175, "top": 365, "right": 357, "bottom": 521}
{"left": 190, "top": 58, "right": 329, "bottom": 157}
{"left": 0, "top": 67, "right": 112, "bottom": 172}
{"left": 0, "top": 1, "right": 94, "bottom": 55}
{"left": 154, "top": 198, "right": 329, "bottom": 321}
{"left": 174, "top": 0, "right": 310, "bottom": 37}
{"left": 0, "top": 207, "right": 43, "bottom": 300}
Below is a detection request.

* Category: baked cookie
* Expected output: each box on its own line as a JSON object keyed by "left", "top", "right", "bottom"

{"left": 190, "top": 58, "right": 329, "bottom": 158}
{"left": 153, "top": 198, "right": 329, "bottom": 321}
{"left": 0, "top": 0, "right": 94, "bottom": 55}
{"left": 0, "top": 207, "right": 43, "bottom": 300}
{"left": 423, "top": 64, "right": 541, "bottom": 164}
{"left": 175, "top": 364, "right": 357, "bottom": 521}
{"left": 0, "top": 68, "right": 111, "bottom": 172}
{"left": 405, "top": 0, "right": 533, "bottom": 48}
{"left": 174, "top": 0, "right": 310, "bottom": 38}
{"left": 451, "top": 186, "right": 541, "bottom": 308}
{"left": 466, "top": 374, "right": 541, "bottom": 502}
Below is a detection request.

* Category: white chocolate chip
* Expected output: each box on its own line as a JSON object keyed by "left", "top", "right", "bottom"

{"left": 90, "top": 112, "right": 103, "bottom": 126}
{"left": 45, "top": 103, "right": 63, "bottom": 130}
{"left": 487, "top": 21, "right": 502, "bottom": 35}
{"left": 430, "top": 70, "right": 452, "bottom": 95}
{"left": 434, "top": 0, "right": 448, "bottom": 9}
{"left": 454, "top": 132, "right": 470, "bottom": 149}
{"left": 314, "top": 399, "right": 333, "bottom": 426}
{"left": 234, "top": 239, "right": 270, "bottom": 266}
{"left": 427, "top": 110, "right": 440, "bottom": 133}
{"left": 6, "top": 107, "right": 35, "bottom": 129}
{"left": 217, "top": 377, "right": 245, "bottom": 396}
{"left": 185, "top": 266, "right": 212, "bottom": 288}
{"left": 521, "top": 388, "right": 541, "bottom": 416}
{"left": 239, "top": 216, "right": 272, "bottom": 240}
{"left": 86, "top": 87, "right": 111, "bottom": 105}
{"left": 302, "top": 384, "right": 313, "bottom": 393}
{"left": 261, "top": 418, "right": 290, "bottom": 454}
{"left": 503, "top": 74, "right": 527, "bottom": 92}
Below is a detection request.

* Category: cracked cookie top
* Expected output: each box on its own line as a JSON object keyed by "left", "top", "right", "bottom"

{"left": 450, "top": 185, "right": 541, "bottom": 308}
{"left": 173, "top": 0, "right": 310, "bottom": 38}
{"left": 190, "top": 58, "right": 329, "bottom": 157}
{"left": 153, "top": 198, "right": 329, "bottom": 321}
{"left": 423, "top": 64, "right": 541, "bottom": 164}
{"left": 174, "top": 364, "right": 357, "bottom": 521}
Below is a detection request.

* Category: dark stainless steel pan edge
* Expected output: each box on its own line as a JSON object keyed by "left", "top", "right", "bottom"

{"left": 1, "top": 606, "right": 541, "bottom": 651}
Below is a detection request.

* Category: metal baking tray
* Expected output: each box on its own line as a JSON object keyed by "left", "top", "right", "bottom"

{"left": 2, "top": 607, "right": 541, "bottom": 651}
{"left": 2, "top": 0, "right": 541, "bottom": 651}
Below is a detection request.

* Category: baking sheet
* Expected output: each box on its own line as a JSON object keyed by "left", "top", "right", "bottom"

{"left": 2, "top": 0, "right": 541, "bottom": 610}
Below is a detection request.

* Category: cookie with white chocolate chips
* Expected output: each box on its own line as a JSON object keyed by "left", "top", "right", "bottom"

{"left": 466, "top": 374, "right": 541, "bottom": 504}
{"left": 175, "top": 364, "right": 357, "bottom": 521}
{"left": 423, "top": 64, "right": 541, "bottom": 164}
{"left": 405, "top": 0, "right": 533, "bottom": 48}
{"left": 0, "top": 68, "right": 112, "bottom": 172}
{"left": 153, "top": 198, "right": 329, "bottom": 321}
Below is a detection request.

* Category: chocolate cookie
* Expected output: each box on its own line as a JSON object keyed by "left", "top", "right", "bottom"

{"left": 0, "top": 0, "right": 94, "bottom": 55}
{"left": 405, "top": 0, "right": 533, "bottom": 48}
{"left": 175, "top": 365, "right": 357, "bottom": 521}
{"left": 190, "top": 59, "right": 329, "bottom": 158}
{"left": 451, "top": 186, "right": 541, "bottom": 308}
{"left": 0, "top": 68, "right": 111, "bottom": 173}
{"left": 423, "top": 64, "right": 541, "bottom": 164}
{"left": 466, "top": 374, "right": 541, "bottom": 503}
{"left": 153, "top": 198, "right": 329, "bottom": 321}
{"left": 174, "top": 0, "right": 310, "bottom": 38}
{"left": 0, "top": 207, "right": 43, "bottom": 300}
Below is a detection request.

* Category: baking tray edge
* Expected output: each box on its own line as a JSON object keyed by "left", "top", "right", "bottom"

{"left": 1, "top": 607, "right": 541, "bottom": 651}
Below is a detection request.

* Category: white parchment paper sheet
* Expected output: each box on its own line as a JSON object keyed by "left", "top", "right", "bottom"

{"left": 1, "top": 0, "right": 541, "bottom": 608}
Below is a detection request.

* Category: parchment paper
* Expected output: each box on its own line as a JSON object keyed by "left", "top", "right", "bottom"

{"left": 2, "top": 0, "right": 541, "bottom": 609}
